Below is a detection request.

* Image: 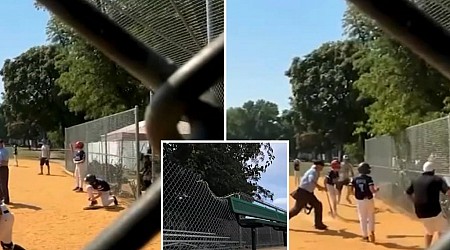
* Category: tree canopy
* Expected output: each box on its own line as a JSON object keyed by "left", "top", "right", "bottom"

{"left": 163, "top": 143, "right": 275, "bottom": 200}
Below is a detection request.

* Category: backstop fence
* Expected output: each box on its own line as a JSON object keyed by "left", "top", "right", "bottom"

{"left": 365, "top": 115, "right": 450, "bottom": 215}
{"left": 64, "top": 106, "right": 147, "bottom": 199}
{"left": 163, "top": 160, "right": 286, "bottom": 249}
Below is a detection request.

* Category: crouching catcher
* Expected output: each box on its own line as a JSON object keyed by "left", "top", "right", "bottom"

{"left": 84, "top": 174, "right": 119, "bottom": 209}
{"left": 0, "top": 201, "right": 25, "bottom": 250}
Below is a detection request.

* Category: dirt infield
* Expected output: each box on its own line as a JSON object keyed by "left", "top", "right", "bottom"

{"left": 8, "top": 158, "right": 160, "bottom": 250}
{"left": 289, "top": 176, "right": 428, "bottom": 250}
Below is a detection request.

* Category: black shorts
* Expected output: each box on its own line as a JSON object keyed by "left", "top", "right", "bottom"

{"left": 40, "top": 158, "right": 49, "bottom": 166}
{"left": 336, "top": 178, "right": 351, "bottom": 191}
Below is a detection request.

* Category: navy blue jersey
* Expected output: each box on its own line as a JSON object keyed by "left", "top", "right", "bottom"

{"left": 91, "top": 179, "right": 111, "bottom": 192}
{"left": 351, "top": 174, "right": 374, "bottom": 200}
{"left": 73, "top": 150, "right": 86, "bottom": 162}
{"left": 325, "top": 170, "right": 339, "bottom": 185}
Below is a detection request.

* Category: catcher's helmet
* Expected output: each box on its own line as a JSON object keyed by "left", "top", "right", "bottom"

{"left": 358, "top": 162, "right": 371, "bottom": 175}
{"left": 84, "top": 174, "right": 97, "bottom": 184}
{"left": 75, "top": 141, "right": 84, "bottom": 149}
{"left": 330, "top": 160, "right": 341, "bottom": 170}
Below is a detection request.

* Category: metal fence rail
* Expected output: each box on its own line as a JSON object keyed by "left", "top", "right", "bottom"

{"left": 365, "top": 115, "right": 450, "bottom": 214}
{"left": 65, "top": 106, "right": 144, "bottom": 199}
{"left": 163, "top": 160, "right": 285, "bottom": 249}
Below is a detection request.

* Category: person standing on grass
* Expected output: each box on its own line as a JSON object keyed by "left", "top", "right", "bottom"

{"left": 0, "top": 140, "right": 10, "bottom": 204}
{"left": 12, "top": 145, "right": 18, "bottom": 167}
{"left": 39, "top": 140, "right": 51, "bottom": 175}
{"left": 293, "top": 159, "right": 301, "bottom": 187}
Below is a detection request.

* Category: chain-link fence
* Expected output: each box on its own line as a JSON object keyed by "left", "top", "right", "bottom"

{"left": 65, "top": 107, "right": 148, "bottom": 199}
{"left": 365, "top": 116, "right": 450, "bottom": 214}
{"left": 163, "top": 160, "right": 285, "bottom": 249}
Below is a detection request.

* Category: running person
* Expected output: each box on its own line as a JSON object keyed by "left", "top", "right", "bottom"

{"left": 39, "top": 141, "right": 50, "bottom": 175}
{"left": 293, "top": 159, "right": 301, "bottom": 187}
{"left": 406, "top": 161, "right": 450, "bottom": 249}
{"left": 0, "top": 200, "right": 25, "bottom": 250}
{"left": 84, "top": 174, "right": 118, "bottom": 209}
{"left": 324, "top": 160, "right": 340, "bottom": 217}
{"left": 289, "top": 160, "right": 328, "bottom": 230}
{"left": 350, "top": 162, "right": 379, "bottom": 242}
{"left": 12, "top": 145, "right": 17, "bottom": 168}
{"left": 73, "top": 141, "right": 86, "bottom": 192}
{"left": 336, "top": 155, "right": 354, "bottom": 204}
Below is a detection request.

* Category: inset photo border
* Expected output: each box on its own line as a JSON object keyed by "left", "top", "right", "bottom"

{"left": 161, "top": 140, "right": 289, "bottom": 250}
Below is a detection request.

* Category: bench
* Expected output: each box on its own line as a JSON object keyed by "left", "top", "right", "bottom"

{"left": 228, "top": 196, "right": 287, "bottom": 250}
{"left": 163, "top": 229, "right": 241, "bottom": 249}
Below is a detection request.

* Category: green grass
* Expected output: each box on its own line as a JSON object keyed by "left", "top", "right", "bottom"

{"left": 6, "top": 147, "right": 65, "bottom": 160}
{"left": 288, "top": 161, "right": 314, "bottom": 176}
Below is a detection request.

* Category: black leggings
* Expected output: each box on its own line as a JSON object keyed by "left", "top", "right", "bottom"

{"left": 289, "top": 188, "right": 323, "bottom": 225}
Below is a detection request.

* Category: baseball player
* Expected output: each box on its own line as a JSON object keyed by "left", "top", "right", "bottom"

{"left": 349, "top": 162, "right": 379, "bottom": 242}
{"left": 12, "top": 145, "right": 17, "bottom": 168}
{"left": 293, "top": 159, "right": 301, "bottom": 187}
{"left": 324, "top": 160, "right": 341, "bottom": 217}
{"left": 0, "top": 200, "right": 25, "bottom": 250}
{"left": 72, "top": 141, "right": 86, "bottom": 192}
{"left": 141, "top": 154, "right": 152, "bottom": 191}
{"left": 84, "top": 174, "right": 118, "bottom": 208}
{"left": 406, "top": 161, "right": 450, "bottom": 249}
{"left": 289, "top": 160, "right": 328, "bottom": 230}
{"left": 336, "top": 155, "right": 354, "bottom": 204}
{"left": 39, "top": 141, "right": 50, "bottom": 175}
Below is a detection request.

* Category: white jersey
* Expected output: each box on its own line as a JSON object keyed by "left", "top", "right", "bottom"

{"left": 339, "top": 161, "right": 353, "bottom": 180}
{"left": 41, "top": 144, "right": 50, "bottom": 158}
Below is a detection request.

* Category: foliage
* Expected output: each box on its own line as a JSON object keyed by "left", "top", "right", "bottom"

{"left": 47, "top": 130, "right": 64, "bottom": 148}
{"left": 343, "top": 142, "right": 364, "bottom": 163}
{"left": 163, "top": 143, "right": 275, "bottom": 200}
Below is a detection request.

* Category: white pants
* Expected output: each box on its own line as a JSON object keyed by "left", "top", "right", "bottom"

{"left": 420, "top": 213, "right": 448, "bottom": 235}
{"left": 294, "top": 171, "right": 300, "bottom": 186}
{"left": 326, "top": 184, "right": 338, "bottom": 213}
{"left": 74, "top": 163, "right": 86, "bottom": 188}
{"left": 86, "top": 185, "right": 115, "bottom": 206}
{"left": 0, "top": 212, "right": 14, "bottom": 244}
{"left": 356, "top": 198, "right": 375, "bottom": 237}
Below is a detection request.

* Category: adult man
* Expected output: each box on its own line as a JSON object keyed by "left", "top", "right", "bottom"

{"left": 289, "top": 160, "right": 328, "bottom": 230}
{"left": 293, "top": 159, "right": 301, "bottom": 187}
{"left": 406, "top": 161, "right": 450, "bottom": 249}
{"left": 39, "top": 140, "right": 51, "bottom": 175}
{"left": 336, "top": 155, "right": 354, "bottom": 204}
{"left": 73, "top": 141, "right": 86, "bottom": 192}
{"left": 0, "top": 140, "right": 10, "bottom": 205}
{"left": 0, "top": 200, "right": 25, "bottom": 250}
{"left": 84, "top": 174, "right": 118, "bottom": 209}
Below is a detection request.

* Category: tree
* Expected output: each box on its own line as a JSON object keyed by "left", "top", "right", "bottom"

{"left": 163, "top": 143, "right": 275, "bottom": 200}
{"left": 0, "top": 45, "right": 85, "bottom": 140}
{"left": 286, "top": 40, "right": 369, "bottom": 154}
{"left": 343, "top": 3, "right": 450, "bottom": 136}
{"left": 227, "top": 100, "right": 283, "bottom": 140}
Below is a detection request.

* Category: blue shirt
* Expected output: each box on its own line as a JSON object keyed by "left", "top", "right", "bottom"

{"left": 300, "top": 166, "right": 319, "bottom": 192}
{"left": 0, "top": 148, "right": 9, "bottom": 166}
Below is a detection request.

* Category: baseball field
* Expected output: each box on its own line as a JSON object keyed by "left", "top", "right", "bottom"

{"left": 7, "top": 150, "right": 160, "bottom": 250}
{"left": 289, "top": 163, "right": 427, "bottom": 250}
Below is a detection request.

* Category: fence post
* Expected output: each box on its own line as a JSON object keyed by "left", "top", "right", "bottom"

{"left": 135, "top": 105, "right": 141, "bottom": 198}
{"left": 104, "top": 120, "right": 109, "bottom": 180}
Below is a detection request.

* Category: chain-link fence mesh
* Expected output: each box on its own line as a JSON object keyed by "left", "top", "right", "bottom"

{"left": 163, "top": 160, "right": 285, "bottom": 249}
{"left": 412, "top": 0, "right": 450, "bottom": 31}
{"left": 85, "top": 0, "right": 224, "bottom": 107}
{"left": 65, "top": 107, "right": 147, "bottom": 199}
{"left": 365, "top": 116, "right": 450, "bottom": 214}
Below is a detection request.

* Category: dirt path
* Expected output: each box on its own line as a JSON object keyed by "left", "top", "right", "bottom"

{"left": 289, "top": 176, "right": 428, "bottom": 250}
{"left": 8, "top": 158, "right": 160, "bottom": 250}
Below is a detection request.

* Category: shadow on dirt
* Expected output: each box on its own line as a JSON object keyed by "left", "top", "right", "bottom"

{"left": 9, "top": 202, "right": 42, "bottom": 211}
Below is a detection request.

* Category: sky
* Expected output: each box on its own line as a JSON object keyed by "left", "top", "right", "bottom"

{"left": 226, "top": 0, "right": 347, "bottom": 111}
{"left": 0, "top": 1, "right": 50, "bottom": 93}
{"left": 257, "top": 142, "right": 288, "bottom": 211}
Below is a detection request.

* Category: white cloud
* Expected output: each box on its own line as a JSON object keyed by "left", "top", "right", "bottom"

{"left": 273, "top": 197, "right": 288, "bottom": 210}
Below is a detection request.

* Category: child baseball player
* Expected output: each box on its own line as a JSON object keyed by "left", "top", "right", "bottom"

{"left": 293, "top": 159, "right": 301, "bottom": 187}
{"left": 323, "top": 160, "right": 341, "bottom": 217}
{"left": 84, "top": 174, "right": 118, "bottom": 209}
{"left": 0, "top": 200, "right": 25, "bottom": 250}
{"left": 350, "top": 162, "right": 379, "bottom": 242}
{"left": 73, "top": 141, "right": 86, "bottom": 192}
{"left": 39, "top": 140, "right": 50, "bottom": 175}
{"left": 12, "top": 145, "right": 17, "bottom": 168}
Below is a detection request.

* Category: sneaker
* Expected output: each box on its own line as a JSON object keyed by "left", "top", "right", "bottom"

{"left": 90, "top": 200, "right": 98, "bottom": 206}
{"left": 76, "top": 188, "right": 83, "bottom": 192}
{"left": 362, "top": 236, "right": 369, "bottom": 242}
{"left": 314, "top": 224, "right": 328, "bottom": 230}
{"left": 72, "top": 187, "right": 80, "bottom": 191}
{"left": 113, "top": 196, "right": 118, "bottom": 206}
{"left": 369, "top": 232, "right": 375, "bottom": 242}
{"left": 38, "top": 173, "right": 43, "bottom": 175}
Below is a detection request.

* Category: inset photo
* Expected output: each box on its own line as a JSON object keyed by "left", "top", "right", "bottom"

{"left": 162, "top": 141, "right": 288, "bottom": 250}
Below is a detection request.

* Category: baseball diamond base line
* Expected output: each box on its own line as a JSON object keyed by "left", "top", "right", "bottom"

{"left": 8, "top": 158, "right": 160, "bottom": 250}
{"left": 289, "top": 176, "right": 430, "bottom": 250}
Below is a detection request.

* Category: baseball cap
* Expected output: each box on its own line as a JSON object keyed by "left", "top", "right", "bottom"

{"left": 423, "top": 161, "right": 435, "bottom": 172}
{"left": 343, "top": 155, "right": 349, "bottom": 160}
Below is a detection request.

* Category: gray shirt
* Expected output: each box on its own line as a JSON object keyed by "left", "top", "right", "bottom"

{"left": 299, "top": 166, "right": 319, "bottom": 192}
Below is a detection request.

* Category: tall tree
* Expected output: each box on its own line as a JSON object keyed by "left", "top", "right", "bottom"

{"left": 163, "top": 143, "right": 275, "bottom": 200}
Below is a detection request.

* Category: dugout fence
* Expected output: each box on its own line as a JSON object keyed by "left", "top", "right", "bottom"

{"left": 163, "top": 159, "right": 286, "bottom": 249}
{"left": 365, "top": 115, "right": 450, "bottom": 215}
